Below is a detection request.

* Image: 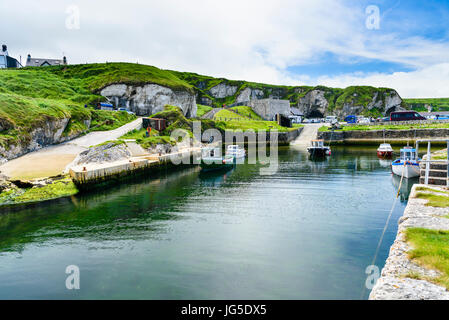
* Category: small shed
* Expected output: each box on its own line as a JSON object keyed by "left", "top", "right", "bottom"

{"left": 143, "top": 118, "right": 166, "bottom": 131}
{"left": 275, "top": 113, "right": 292, "bottom": 128}
{"left": 98, "top": 102, "right": 114, "bottom": 111}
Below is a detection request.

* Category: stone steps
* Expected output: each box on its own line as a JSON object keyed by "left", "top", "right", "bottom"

{"left": 419, "top": 176, "right": 448, "bottom": 186}
{"left": 420, "top": 162, "right": 448, "bottom": 170}
{"left": 420, "top": 169, "right": 448, "bottom": 178}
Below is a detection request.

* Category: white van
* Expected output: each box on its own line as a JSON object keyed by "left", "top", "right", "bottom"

{"left": 325, "top": 116, "right": 338, "bottom": 124}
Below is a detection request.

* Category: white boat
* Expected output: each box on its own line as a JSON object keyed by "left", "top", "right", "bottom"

{"left": 377, "top": 143, "right": 393, "bottom": 159}
{"left": 225, "top": 145, "right": 246, "bottom": 163}
{"left": 391, "top": 146, "right": 420, "bottom": 178}
{"left": 307, "top": 140, "right": 331, "bottom": 157}
{"left": 199, "top": 147, "right": 234, "bottom": 172}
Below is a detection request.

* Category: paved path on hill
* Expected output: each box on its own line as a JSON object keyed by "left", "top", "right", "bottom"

{"left": 290, "top": 124, "right": 324, "bottom": 148}
{"left": 201, "top": 108, "right": 222, "bottom": 119}
{"left": 0, "top": 118, "right": 142, "bottom": 180}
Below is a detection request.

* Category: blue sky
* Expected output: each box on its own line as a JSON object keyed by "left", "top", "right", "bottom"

{"left": 286, "top": 0, "right": 449, "bottom": 79}
{"left": 1, "top": 0, "right": 449, "bottom": 98}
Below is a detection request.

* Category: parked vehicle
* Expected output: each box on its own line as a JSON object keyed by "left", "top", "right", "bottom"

{"left": 344, "top": 115, "right": 357, "bottom": 124}
{"left": 357, "top": 117, "right": 370, "bottom": 124}
{"left": 390, "top": 111, "right": 426, "bottom": 121}
{"left": 325, "top": 116, "right": 338, "bottom": 124}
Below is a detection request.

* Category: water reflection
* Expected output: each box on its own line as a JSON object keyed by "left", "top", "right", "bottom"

{"left": 0, "top": 146, "right": 414, "bottom": 299}
{"left": 391, "top": 174, "right": 418, "bottom": 202}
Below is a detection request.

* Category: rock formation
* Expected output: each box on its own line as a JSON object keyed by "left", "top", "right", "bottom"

{"left": 100, "top": 84, "right": 197, "bottom": 117}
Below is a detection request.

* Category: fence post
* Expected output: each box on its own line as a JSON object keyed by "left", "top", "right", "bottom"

{"left": 416, "top": 140, "right": 419, "bottom": 158}
{"left": 425, "top": 141, "right": 431, "bottom": 185}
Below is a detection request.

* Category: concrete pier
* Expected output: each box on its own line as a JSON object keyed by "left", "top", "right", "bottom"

{"left": 69, "top": 147, "right": 201, "bottom": 190}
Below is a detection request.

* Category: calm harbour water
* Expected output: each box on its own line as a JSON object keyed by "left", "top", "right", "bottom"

{"left": 0, "top": 145, "right": 414, "bottom": 299}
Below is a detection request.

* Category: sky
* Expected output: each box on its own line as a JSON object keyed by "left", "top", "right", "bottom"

{"left": 1, "top": 0, "right": 449, "bottom": 98}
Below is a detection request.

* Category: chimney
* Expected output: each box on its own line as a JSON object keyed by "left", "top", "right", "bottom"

{"left": 63, "top": 56, "right": 67, "bottom": 65}
{"left": 1, "top": 45, "right": 7, "bottom": 55}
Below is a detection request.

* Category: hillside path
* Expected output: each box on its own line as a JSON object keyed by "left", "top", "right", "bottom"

{"left": 0, "top": 118, "right": 142, "bottom": 180}
{"left": 290, "top": 124, "right": 324, "bottom": 148}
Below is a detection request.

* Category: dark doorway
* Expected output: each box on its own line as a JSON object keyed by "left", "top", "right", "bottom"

{"left": 308, "top": 110, "right": 324, "bottom": 118}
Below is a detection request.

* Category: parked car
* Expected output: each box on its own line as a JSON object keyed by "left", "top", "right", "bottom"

{"left": 325, "top": 116, "right": 338, "bottom": 124}
{"left": 390, "top": 111, "right": 426, "bottom": 121}
{"left": 344, "top": 115, "right": 357, "bottom": 124}
{"left": 358, "top": 117, "right": 370, "bottom": 124}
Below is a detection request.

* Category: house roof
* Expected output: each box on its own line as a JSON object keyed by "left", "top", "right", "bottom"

{"left": 26, "top": 58, "right": 64, "bottom": 67}
{"left": 290, "top": 107, "right": 303, "bottom": 116}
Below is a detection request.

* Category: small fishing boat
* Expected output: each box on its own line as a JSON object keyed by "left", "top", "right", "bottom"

{"left": 225, "top": 144, "right": 246, "bottom": 164}
{"left": 377, "top": 143, "right": 393, "bottom": 159}
{"left": 307, "top": 140, "right": 331, "bottom": 157}
{"left": 200, "top": 147, "right": 234, "bottom": 172}
{"left": 226, "top": 145, "right": 245, "bottom": 159}
{"left": 391, "top": 146, "right": 420, "bottom": 178}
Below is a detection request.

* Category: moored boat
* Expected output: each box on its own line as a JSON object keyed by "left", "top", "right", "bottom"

{"left": 226, "top": 145, "right": 245, "bottom": 159}
{"left": 225, "top": 145, "right": 246, "bottom": 164}
{"left": 377, "top": 143, "right": 393, "bottom": 159}
{"left": 307, "top": 140, "right": 331, "bottom": 157}
{"left": 200, "top": 147, "right": 234, "bottom": 172}
{"left": 391, "top": 146, "right": 420, "bottom": 178}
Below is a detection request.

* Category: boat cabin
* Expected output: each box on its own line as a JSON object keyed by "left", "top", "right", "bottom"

{"left": 400, "top": 147, "right": 418, "bottom": 161}
{"left": 202, "top": 147, "right": 221, "bottom": 159}
{"left": 310, "top": 140, "right": 325, "bottom": 148}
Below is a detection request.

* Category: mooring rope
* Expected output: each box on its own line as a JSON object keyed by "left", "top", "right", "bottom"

{"left": 360, "top": 161, "right": 406, "bottom": 299}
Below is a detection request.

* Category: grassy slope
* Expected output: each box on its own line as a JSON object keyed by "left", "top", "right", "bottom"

{"left": 0, "top": 62, "right": 194, "bottom": 151}
{"left": 196, "top": 104, "right": 213, "bottom": 118}
{"left": 405, "top": 98, "right": 449, "bottom": 112}
{"left": 415, "top": 191, "right": 449, "bottom": 208}
{"left": 229, "top": 106, "right": 263, "bottom": 120}
{"left": 406, "top": 228, "right": 449, "bottom": 289}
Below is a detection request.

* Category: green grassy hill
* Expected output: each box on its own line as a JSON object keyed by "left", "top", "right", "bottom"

{"left": 171, "top": 70, "right": 403, "bottom": 117}
{"left": 404, "top": 98, "right": 449, "bottom": 112}
{"left": 0, "top": 61, "right": 414, "bottom": 154}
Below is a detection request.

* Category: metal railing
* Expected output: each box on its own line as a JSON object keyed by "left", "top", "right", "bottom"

{"left": 416, "top": 139, "right": 449, "bottom": 186}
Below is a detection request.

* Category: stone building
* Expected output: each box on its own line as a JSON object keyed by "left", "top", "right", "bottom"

{"left": 249, "top": 98, "right": 291, "bottom": 121}
{"left": 26, "top": 54, "right": 67, "bottom": 67}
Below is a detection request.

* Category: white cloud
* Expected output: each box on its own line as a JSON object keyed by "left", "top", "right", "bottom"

{"left": 316, "top": 63, "right": 449, "bottom": 98}
{"left": 1, "top": 0, "right": 448, "bottom": 98}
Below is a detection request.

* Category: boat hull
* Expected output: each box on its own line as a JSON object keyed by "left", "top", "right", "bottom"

{"left": 200, "top": 162, "right": 233, "bottom": 172}
{"left": 307, "top": 147, "right": 330, "bottom": 157}
{"left": 391, "top": 161, "right": 420, "bottom": 178}
{"left": 377, "top": 150, "right": 393, "bottom": 159}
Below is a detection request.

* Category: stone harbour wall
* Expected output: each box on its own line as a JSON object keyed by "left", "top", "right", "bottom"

{"left": 319, "top": 128, "right": 449, "bottom": 145}
{"left": 369, "top": 184, "right": 449, "bottom": 300}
